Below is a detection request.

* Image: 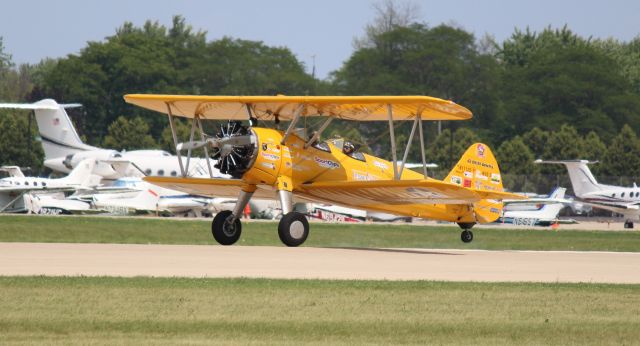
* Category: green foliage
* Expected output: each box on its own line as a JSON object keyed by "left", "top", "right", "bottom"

{"left": 0, "top": 112, "right": 44, "bottom": 172}
{"left": 426, "top": 128, "right": 481, "bottom": 169}
{"left": 521, "top": 127, "right": 549, "bottom": 159}
{"left": 103, "top": 116, "right": 157, "bottom": 151}
{"left": 496, "top": 136, "right": 537, "bottom": 175}
{"left": 37, "top": 16, "right": 317, "bottom": 143}
{"left": 603, "top": 125, "right": 640, "bottom": 177}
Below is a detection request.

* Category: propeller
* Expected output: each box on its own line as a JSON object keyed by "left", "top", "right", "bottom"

{"left": 176, "top": 121, "right": 255, "bottom": 178}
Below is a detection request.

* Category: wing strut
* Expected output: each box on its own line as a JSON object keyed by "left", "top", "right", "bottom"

{"left": 417, "top": 114, "right": 428, "bottom": 178}
{"left": 185, "top": 115, "right": 198, "bottom": 174}
{"left": 280, "top": 104, "right": 304, "bottom": 145}
{"left": 304, "top": 116, "right": 333, "bottom": 149}
{"left": 387, "top": 104, "right": 399, "bottom": 180}
{"left": 166, "top": 102, "right": 186, "bottom": 177}
{"left": 399, "top": 115, "right": 420, "bottom": 177}
{"left": 196, "top": 116, "right": 215, "bottom": 178}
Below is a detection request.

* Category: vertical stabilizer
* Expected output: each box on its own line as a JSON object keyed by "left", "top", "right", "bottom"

{"left": 535, "top": 160, "right": 600, "bottom": 197}
{"left": 0, "top": 99, "right": 97, "bottom": 160}
{"left": 59, "top": 158, "right": 96, "bottom": 187}
{"left": 446, "top": 143, "right": 504, "bottom": 223}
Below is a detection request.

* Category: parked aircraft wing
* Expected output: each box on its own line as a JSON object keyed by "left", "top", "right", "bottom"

{"left": 124, "top": 94, "right": 472, "bottom": 121}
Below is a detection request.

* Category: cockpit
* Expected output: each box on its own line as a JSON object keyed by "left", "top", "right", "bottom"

{"left": 325, "top": 138, "right": 366, "bottom": 162}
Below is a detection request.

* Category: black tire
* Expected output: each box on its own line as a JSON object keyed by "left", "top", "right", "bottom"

{"left": 278, "top": 212, "right": 309, "bottom": 247}
{"left": 211, "top": 210, "right": 241, "bottom": 245}
{"left": 461, "top": 230, "right": 473, "bottom": 243}
{"left": 625, "top": 221, "right": 634, "bottom": 229}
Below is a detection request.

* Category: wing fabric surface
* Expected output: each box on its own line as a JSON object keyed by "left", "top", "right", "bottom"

{"left": 123, "top": 94, "right": 472, "bottom": 122}
{"left": 299, "top": 179, "right": 525, "bottom": 206}
{"left": 143, "top": 176, "right": 275, "bottom": 199}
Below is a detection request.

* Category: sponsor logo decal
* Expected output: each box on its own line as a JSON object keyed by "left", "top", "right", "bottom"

{"left": 476, "top": 143, "right": 485, "bottom": 158}
{"left": 315, "top": 156, "right": 340, "bottom": 169}
{"left": 491, "top": 173, "right": 501, "bottom": 184}
{"left": 353, "top": 170, "right": 369, "bottom": 181}
{"left": 450, "top": 176, "right": 462, "bottom": 185}
{"left": 373, "top": 160, "right": 388, "bottom": 170}
{"left": 490, "top": 208, "right": 500, "bottom": 213}
{"left": 463, "top": 178, "right": 472, "bottom": 188}
{"left": 261, "top": 162, "right": 275, "bottom": 170}
{"left": 261, "top": 152, "right": 280, "bottom": 161}
{"left": 475, "top": 170, "right": 488, "bottom": 180}
{"left": 262, "top": 143, "right": 268, "bottom": 151}
{"left": 467, "top": 159, "right": 494, "bottom": 169}
{"left": 464, "top": 171, "right": 473, "bottom": 178}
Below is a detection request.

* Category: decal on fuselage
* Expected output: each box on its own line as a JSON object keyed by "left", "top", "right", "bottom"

{"left": 315, "top": 156, "right": 340, "bottom": 169}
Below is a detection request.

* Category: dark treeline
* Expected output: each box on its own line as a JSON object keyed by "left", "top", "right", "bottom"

{"left": 1, "top": 12, "right": 640, "bottom": 182}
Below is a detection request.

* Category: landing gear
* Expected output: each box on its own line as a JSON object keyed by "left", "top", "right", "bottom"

{"left": 460, "top": 229, "right": 473, "bottom": 243}
{"left": 458, "top": 222, "right": 475, "bottom": 243}
{"left": 278, "top": 211, "right": 309, "bottom": 247}
{"left": 212, "top": 210, "right": 242, "bottom": 245}
{"left": 211, "top": 189, "right": 254, "bottom": 246}
{"left": 624, "top": 220, "right": 635, "bottom": 229}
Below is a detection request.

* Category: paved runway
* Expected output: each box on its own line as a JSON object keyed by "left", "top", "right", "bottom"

{"left": 1, "top": 242, "right": 639, "bottom": 283}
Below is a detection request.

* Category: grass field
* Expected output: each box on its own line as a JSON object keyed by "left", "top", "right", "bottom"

{"left": 0, "top": 277, "right": 638, "bottom": 345}
{"left": 1, "top": 215, "right": 640, "bottom": 251}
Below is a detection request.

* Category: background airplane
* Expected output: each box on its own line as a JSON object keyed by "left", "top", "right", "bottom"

{"left": 0, "top": 99, "right": 225, "bottom": 180}
{"left": 536, "top": 159, "right": 640, "bottom": 228}
{"left": 0, "top": 158, "right": 96, "bottom": 213}
{"left": 499, "top": 187, "right": 575, "bottom": 226}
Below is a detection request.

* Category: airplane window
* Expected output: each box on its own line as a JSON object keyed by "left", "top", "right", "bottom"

{"left": 16, "top": 182, "right": 20, "bottom": 185}
{"left": 622, "top": 192, "right": 625, "bottom": 198}
{"left": 612, "top": 193, "right": 616, "bottom": 198}
{"left": 34, "top": 182, "right": 38, "bottom": 186}
{"left": 313, "top": 141, "right": 331, "bottom": 152}
{"left": 145, "top": 169, "right": 152, "bottom": 175}
{"left": 25, "top": 181, "right": 29, "bottom": 186}
{"left": 171, "top": 171, "right": 177, "bottom": 177}
{"left": 42, "top": 182, "right": 46, "bottom": 187}
{"left": 157, "top": 169, "right": 165, "bottom": 176}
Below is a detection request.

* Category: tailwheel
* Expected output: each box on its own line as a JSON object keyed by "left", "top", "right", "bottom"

{"left": 278, "top": 212, "right": 309, "bottom": 247}
{"left": 457, "top": 222, "right": 475, "bottom": 243}
{"left": 460, "top": 230, "right": 474, "bottom": 243}
{"left": 212, "top": 210, "right": 242, "bottom": 245}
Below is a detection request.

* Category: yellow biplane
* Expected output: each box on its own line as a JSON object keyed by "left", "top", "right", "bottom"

{"left": 124, "top": 94, "right": 524, "bottom": 246}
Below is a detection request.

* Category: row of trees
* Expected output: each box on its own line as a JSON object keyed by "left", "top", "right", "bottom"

{"left": 1, "top": 9, "right": 640, "bottom": 182}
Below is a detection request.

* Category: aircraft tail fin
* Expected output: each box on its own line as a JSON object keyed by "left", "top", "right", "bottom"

{"left": 535, "top": 160, "right": 601, "bottom": 196}
{"left": 446, "top": 143, "right": 505, "bottom": 223}
{"left": 59, "top": 158, "right": 95, "bottom": 187}
{"left": 537, "top": 187, "right": 567, "bottom": 220}
{"left": 0, "top": 166, "right": 25, "bottom": 178}
{"left": 0, "top": 99, "right": 96, "bottom": 160}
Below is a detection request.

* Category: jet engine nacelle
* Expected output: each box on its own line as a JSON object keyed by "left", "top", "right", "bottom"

{"left": 44, "top": 149, "right": 122, "bottom": 179}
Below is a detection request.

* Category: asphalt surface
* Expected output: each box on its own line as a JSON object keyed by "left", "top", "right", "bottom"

{"left": 1, "top": 242, "right": 639, "bottom": 283}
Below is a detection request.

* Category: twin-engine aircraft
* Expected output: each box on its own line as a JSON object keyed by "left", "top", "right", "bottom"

{"left": 124, "top": 95, "right": 525, "bottom": 246}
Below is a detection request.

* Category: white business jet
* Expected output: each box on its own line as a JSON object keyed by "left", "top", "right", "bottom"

{"left": 536, "top": 159, "right": 640, "bottom": 228}
{"left": 0, "top": 159, "right": 95, "bottom": 213}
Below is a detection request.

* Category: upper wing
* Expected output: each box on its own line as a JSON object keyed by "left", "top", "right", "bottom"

{"left": 298, "top": 179, "right": 526, "bottom": 206}
{"left": 123, "top": 94, "right": 472, "bottom": 122}
{"left": 143, "top": 176, "right": 275, "bottom": 199}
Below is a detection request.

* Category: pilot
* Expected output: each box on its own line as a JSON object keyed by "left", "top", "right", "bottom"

{"left": 343, "top": 141, "right": 355, "bottom": 156}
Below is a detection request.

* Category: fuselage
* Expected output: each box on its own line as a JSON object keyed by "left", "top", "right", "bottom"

{"left": 237, "top": 127, "right": 494, "bottom": 223}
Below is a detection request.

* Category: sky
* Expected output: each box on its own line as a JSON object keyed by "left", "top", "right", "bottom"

{"left": 1, "top": 0, "right": 639, "bottom": 79}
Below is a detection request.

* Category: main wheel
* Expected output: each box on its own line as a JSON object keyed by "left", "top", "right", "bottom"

{"left": 278, "top": 212, "right": 309, "bottom": 247}
{"left": 625, "top": 220, "right": 634, "bottom": 229}
{"left": 212, "top": 210, "right": 242, "bottom": 245}
{"left": 461, "top": 229, "right": 474, "bottom": 243}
